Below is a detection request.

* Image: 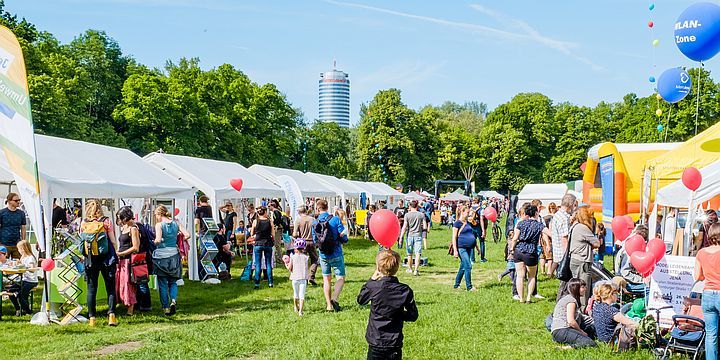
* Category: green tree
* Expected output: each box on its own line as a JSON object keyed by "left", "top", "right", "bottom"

{"left": 303, "top": 121, "right": 354, "bottom": 178}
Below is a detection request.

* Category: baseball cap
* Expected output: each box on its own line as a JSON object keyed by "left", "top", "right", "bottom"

{"left": 0, "top": 246, "right": 7, "bottom": 254}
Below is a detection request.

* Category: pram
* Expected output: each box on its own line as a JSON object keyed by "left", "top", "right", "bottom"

{"left": 658, "top": 281, "right": 706, "bottom": 360}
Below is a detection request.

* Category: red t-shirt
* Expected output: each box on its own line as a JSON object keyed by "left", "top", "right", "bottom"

{"left": 697, "top": 247, "right": 720, "bottom": 291}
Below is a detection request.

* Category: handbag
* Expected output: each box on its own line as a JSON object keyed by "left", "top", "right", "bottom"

{"left": 130, "top": 252, "right": 150, "bottom": 285}
{"left": 556, "top": 224, "right": 577, "bottom": 282}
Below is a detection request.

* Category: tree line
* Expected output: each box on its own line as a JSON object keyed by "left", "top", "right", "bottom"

{"left": 3, "top": 3, "right": 718, "bottom": 193}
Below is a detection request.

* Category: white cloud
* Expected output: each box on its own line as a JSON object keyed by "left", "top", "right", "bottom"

{"left": 353, "top": 61, "right": 447, "bottom": 93}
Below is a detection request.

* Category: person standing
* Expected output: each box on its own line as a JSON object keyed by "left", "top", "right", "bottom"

{"left": 510, "top": 205, "right": 552, "bottom": 303}
{"left": 251, "top": 206, "right": 274, "bottom": 288}
{"left": 568, "top": 206, "right": 601, "bottom": 307}
{"left": 394, "top": 200, "right": 408, "bottom": 249}
{"left": 314, "top": 199, "right": 349, "bottom": 312}
{"left": 0, "top": 193, "right": 26, "bottom": 259}
{"left": 269, "top": 199, "right": 284, "bottom": 264}
{"left": 81, "top": 199, "right": 118, "bottom": 327}
{"left": 52, "top": 199, "right": 69, "bottom": 229}
{"left": 294, "top": 206, "right": 319, "bottom": 285}
{"left": 115, "top": 207, "right": 141, "bottom": 316}
{"left": 286, "top": 238, "right": 309, "bottom": 316}
{"left": 153, "top": 205, "right": 190, "bottom": 316}
{"left": 400, "top": 200, "right": 427, "bottom": 276}
{"left": 472, "top": 206, "right": 487, "bottom": 263}
{"left": 552, "top": 194, "right": 577, "bottom": 300}
{"left": 222, "top": 202, "right": 239, "bottom": 246}
{"left": 695, "top": 209, "right": 718, "bottom": 254}
{"left": 694, "top": 223, "right": 720, "bottom": 360}
{"left": 452, "top": 206, "right": 477, "bottom": 291}
{"left": 194, "top": 195, "right": 213, "bottom": 235}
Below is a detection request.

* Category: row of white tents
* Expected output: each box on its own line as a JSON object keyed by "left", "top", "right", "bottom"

{"left": 0, "top": 134, "right": 404, "bottom": 280}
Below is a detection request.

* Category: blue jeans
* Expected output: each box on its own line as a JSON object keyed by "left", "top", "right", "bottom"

{"left": 157, "top": 275, "right": 178, "bottom": 309}
{"left": 253, "top": 245, "right": 274, "bottom": 285}
{"left": 702, "top": 290, "right": 720, "bottom": 360}
{"left": 454, "top": 247, "right": 473, "bottom": 289}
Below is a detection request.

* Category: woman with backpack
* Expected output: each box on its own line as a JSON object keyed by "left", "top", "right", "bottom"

{"left": 81, "top": 199, "right": 118, "bottom": 327}
{"left": 115, "top": 207, "right": 140, "bottom": 316}
{"left": 153, "top": 205, "right": 190, "bottom": 316}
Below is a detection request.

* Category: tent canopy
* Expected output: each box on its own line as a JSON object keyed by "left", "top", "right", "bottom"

{"left": 306, "top": 172, "right": 363, "bottom": 197}
{"left": 144, "top": 152, "right": 282, "bottom": 200}
{"left": 344, "top": 179, "right": 385, "bottom": 198}
{"left": 516, "top": 183, "right": 568, "bottom": 210}
{"left": 645, "top": 121, "right": 720, "bottom": 181}
{"left": 368, "top": 182, "right": 404, "bottom": 197}
{"left": 477, "top": 190, "right": 505, "bottom": 200}
{"left": 405, "top": 192, "right": 425, "bottom": 201}
{"left": 439, "top": 192, "right": 471, "bottom": 202}
{"left": 249, "top": 164, "right": 336, "bottom": 198}
{"left": 656, "top": 159, "right": 720, "bottom": 207}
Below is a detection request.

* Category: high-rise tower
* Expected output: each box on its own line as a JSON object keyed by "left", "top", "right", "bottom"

{"left": 318, "top": 62, "right": 350, "bottom": 128}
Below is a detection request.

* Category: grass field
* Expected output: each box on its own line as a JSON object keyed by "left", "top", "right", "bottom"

{"left": 1, "top": 222, "right": 655, "bottom": 359}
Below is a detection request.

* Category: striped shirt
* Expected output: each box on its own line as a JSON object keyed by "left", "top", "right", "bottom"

{"left": 551, "top": 209, "right": 571, "bottom": 260}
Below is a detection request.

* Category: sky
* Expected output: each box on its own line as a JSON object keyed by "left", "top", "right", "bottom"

{"left": 7, "top": 0, "right": 719, "bottom": 126}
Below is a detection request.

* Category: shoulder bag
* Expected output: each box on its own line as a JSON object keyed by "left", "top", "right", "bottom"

{"left": 556, "top": 224, "right": 577, "bottom": 282}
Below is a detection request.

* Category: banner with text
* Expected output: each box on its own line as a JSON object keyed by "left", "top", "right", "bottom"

{"left": 648, "top": 255, "right": 696, "bottom": 328}
{"left": 0, "top": 26, "right": 44, "bottom": 250}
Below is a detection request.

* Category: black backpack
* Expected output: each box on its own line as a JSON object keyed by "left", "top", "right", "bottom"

{"left": 136, "top": 222, "right": 157, "bottom": 254}
{"left": 281, "top": 215, "right": 291, "bottom": 233}
{"left": 315, "top": 215, "right": 337, "bottom": 255}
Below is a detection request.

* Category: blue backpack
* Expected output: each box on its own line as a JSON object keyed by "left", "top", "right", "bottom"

{"left": 136, "top": 222, "right": 157, "bottom": 253}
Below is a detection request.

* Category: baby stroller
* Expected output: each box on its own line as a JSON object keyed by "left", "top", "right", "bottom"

{"left": 658, "top": 281, "right": 706, "bottom": 360}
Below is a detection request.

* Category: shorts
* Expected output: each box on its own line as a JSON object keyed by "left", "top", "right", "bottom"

{"left": 406, "top": 235, "right": 423, "bottom": 255}
{"left": 319, "top": 255, "right": 346, "bottom": 277}
{"left": 514, "top": 250, "right": 539, "bottom": 267}
{"left": 292, "top": 279, "right": 307, "bottom": 300}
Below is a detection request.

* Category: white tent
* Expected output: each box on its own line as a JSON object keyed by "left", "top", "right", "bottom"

{"left": 477, "top": 190, "right": 505, "bottom": 200}
{"left": 656, "top": 159, "right": 720, "bottom": 208}
{"left": 0, "top": 135, "right": 198, "bottom": 277}
{"left": 249, "top": 164, "right": 336, "bottom": 198}
{"left": 306, "top": 172, "right": 363, "bottom": 197}
{"left": 369, "top": 182, "right": 404, "bottom": 196}
{"left": 516, "top": 183, "right": 569, "bottom": 211}
{"left": 144, "top": 152, "right": 283, "bottom": 207}
{"left": 439, "top": 192, "right": 471, "bottom": 202}
{"left": 405, "top": 192, "right": 425, "bottom": 201}
{"left": 344, "top": 179, "right": 386, "bottom": 201}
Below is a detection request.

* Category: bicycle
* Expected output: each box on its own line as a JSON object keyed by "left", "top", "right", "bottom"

{"left": 492, "top": 221, "right": 503, "bottom": 243}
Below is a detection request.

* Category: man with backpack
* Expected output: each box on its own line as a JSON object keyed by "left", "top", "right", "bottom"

{"left": 269, "top": 199, "right": 284, "bottom": 264}
{"left": 313, "top": 199, "right": 348, "bottom": 312}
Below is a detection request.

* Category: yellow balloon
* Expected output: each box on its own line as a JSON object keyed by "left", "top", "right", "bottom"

{"left": 656, "top": 108, "right": 663, "bottom": 116}
{"left": 653, "top": 39, "right": 660, "bottom": 47}
{"left": 656, "top": 93, "right": 662, "bottom": 100}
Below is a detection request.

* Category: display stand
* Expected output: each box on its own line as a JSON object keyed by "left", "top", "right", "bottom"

{"left": 198, "top": 218, "right": 219, "bottom": 281}
{"left": 53, "top": 229, "right": 84, "bottom": 325}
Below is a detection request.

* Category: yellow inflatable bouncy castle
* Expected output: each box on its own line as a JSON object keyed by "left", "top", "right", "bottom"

{"left": 582, "top": 142, "right": 679, "bottom": 249}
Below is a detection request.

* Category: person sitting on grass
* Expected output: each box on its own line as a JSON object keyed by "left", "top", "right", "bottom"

{"left": 358, "top": 250, "right": 418, "bottom": 360}
{"left": 551, "top": 278, "right": 597, "bottom": 349}
{"left": 591, "top": 282, "right": 637, "bottom": 343}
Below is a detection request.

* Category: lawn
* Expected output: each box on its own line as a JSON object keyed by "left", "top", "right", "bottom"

{"left": 1, "top": 222, "right": 654, "bottom": 359}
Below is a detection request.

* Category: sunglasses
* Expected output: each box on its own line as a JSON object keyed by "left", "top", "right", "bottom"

{"left": 11, "top": 199, "right": 20, "bottom": 202}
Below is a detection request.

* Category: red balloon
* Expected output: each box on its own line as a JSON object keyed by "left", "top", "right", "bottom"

{"left": 580, "top": 161, "right": 587, "bottom": 172}
{"left": 648, "top": 21, "right": 654, "bottom": 28}
{"left": 230, "top": 178, "right": 243, "bottom": 192}
{"left": 647, "top": 237, "right": 666, "bottom": 263}
{"left": 624, "top": 234, "right": 646, "bottom": 257}
{"left": 630, "top": 251, "right": 656, "bottom": 277}
{"left": 612, "top": 216, "right": 632, "bottom": 241}
{"left": 41, "top": 258, "right": 55, "bottom": 272}
{"left": 369, "top": 209, "right": 401, "bottom": 248}
{"left": 483, "top": 207, "right": 498, "bottom": 222}
{"left": 682, "top": 167, "right": 702, "bottom": 191}
{"left": 173, "top": 208, "right": 180, "bottom": 217}
{"left": 622, "top": 215, "right": 634, "bottom": 228}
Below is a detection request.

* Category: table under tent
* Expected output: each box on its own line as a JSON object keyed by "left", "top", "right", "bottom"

{"left": 0, "top": 135, "right": 195, "bottom": 323}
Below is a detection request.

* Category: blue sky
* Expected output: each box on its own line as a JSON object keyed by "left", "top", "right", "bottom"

{"left": 7, "top": 0, "right": 719, "bottom": 126}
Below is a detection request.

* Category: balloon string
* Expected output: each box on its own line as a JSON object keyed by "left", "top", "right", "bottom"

{"left": 664, "top": 105, "right": 671, "bottom": 142}
{"left": 695, "top": 63, "right": 703, "bottom": 136}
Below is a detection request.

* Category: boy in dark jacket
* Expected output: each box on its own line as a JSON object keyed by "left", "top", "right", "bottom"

{"left": 357, "top": 250, "right": 418, "bottom": 360}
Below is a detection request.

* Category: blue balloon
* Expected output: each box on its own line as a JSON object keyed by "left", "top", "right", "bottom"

{"left": 657, "top": 67, "right": 692, "bottom": 103}
{"left": 649, "top": 3, "right": 655, "bottom": 11}
{"left": 657, "top": 124, "right": 664, "bottom": 132}
{"left": 674, "top": 2, "right": 720, "bottom": 61}
{"left": 649, "top": 76, "right": 656, "bottom": 83}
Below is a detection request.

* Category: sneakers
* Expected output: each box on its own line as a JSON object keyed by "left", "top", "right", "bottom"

{"left": 405, "top": 268, "right": 413, "bottom": 274}
{"left": 480, "top": 259, "right": 488, "bottom": 263}
{"left": 108, "top": 313, "right": 118, "bottom": 326}
{"left": 467, "top": 286, "right": 478, "bottom": 292}
{"left": 169, "top": 300, "right": 177, "bottom": 316}
{"left": 309, "top": 279, "right": 317, "bottom": 286}
{"left": 497, "top": 274, "right": 503, "bottom": 282}
{"left": 330, "top": 300, "right": 342, "bottom": 312}
{"left": 88, "top": 317, "right": 96, "bottom": 327}
{"left": 513, "top": 295, "right": 521, "bottom": 301}
{"left": 413, "top": 270, "right": 419, "bottom": 276}
{"left": 534, "top": 294, "right": 546, "bottom": 299}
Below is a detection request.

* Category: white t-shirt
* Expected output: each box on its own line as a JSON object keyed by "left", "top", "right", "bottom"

{"left": 663, "top": 216, "right": 677, "bottom": 246}
{"left": 22, "top": 255, "right": 38, "bottom": 283}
